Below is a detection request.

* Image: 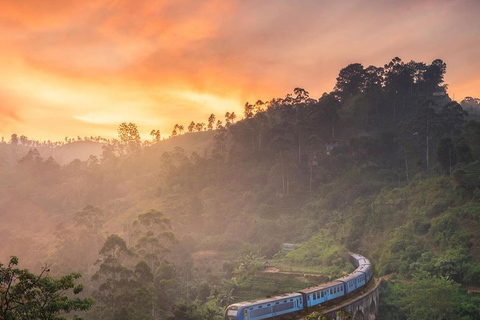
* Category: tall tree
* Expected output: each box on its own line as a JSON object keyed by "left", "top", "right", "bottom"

{"left": 334, "top": 63, "right": 365, "bottom": 100}
{"left": 188, "top": 121, "right": 195, "bottom": 133}
{"left": 131, "top": 209, "right": 176, "bottom": 271}
{"left": 150, "top": 130, "right": 161, "bottom": 142}
{"left": 424, "top": 59, "right": 447, "bottom": 94}
{"left": 118, "top": 122, "right": 141, "bottom": 153}
{"left": 207, "top": 114, "right": 216, "bottom": 130}
{"left": 1, "top": 256, "right": 93, "bottom": 320}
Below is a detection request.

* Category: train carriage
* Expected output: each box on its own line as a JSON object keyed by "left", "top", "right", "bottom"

{"left": 337, "top": 271, "right": 365, "bottom": 295}
{"left": 357, "top": 264, "right": 373, "bottom": 283}
{"left": 224, "top": 292, "right": 303, "bottom": 320}
{"left": 298, "top": 280, "right": 345, "bottom": 308}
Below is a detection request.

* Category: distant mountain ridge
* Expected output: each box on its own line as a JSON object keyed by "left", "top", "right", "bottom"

{"left": 0, "top": 130, "right": 216, "bottom": 167}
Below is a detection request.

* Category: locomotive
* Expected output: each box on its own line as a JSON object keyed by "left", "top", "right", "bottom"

{"left": 224, "top": 252, "right": 372, "bottom": 320}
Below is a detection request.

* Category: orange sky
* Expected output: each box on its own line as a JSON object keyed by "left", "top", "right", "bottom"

{"left": 1, "top": 0, "right": 479, "bottom": 142}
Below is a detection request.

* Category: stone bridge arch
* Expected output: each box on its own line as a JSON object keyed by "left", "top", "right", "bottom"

{"left": 320, "top": 279, "right": 381, "bottom": 320}
{"left": 352, "top": 309, "right": 365, "bottom": 320}
{"left": 368, "top": 299, "right": 376, "bottom": 320}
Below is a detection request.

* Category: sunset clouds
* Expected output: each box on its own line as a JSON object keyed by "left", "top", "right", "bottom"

{"left": 0, "top": 0, "right": 479, "bottom": 141}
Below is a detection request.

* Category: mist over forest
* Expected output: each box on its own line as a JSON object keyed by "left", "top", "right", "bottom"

{"left": 2, "top": 57, "right": 480, "bottom": 319}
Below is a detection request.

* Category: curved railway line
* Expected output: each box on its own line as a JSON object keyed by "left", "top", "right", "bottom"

{"left": 224, "top": 252, "right": 373, "bottom": 320}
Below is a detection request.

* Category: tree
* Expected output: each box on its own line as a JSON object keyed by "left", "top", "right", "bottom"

{"left": 131, "top": 209, "right": 176, "bottom": 270}
{"left": 19, "top": 135, "right": 28, "bottom": 146}
{"left": 225, "top": 112, "right": 236, "bottom": 127}
{"left": 254, "top": 100, "right": 265, "bottom": 113}
{"left": 334, "top": 63, "right": 365, "bottom": 100}
{"left": 436, "top": 137, "right": 456, "bottom": 175}
{"left": 118, "top": 122, "right": 141, "bottom": 153}
{"left": 424, "top": 59, "right": 447, "bottom": 94}
{"left": 207, "top": 114, "right": 216, "bottom": 130}
{"left": 195, "top": 123, "right": 205, "bottom": 132}
{"left": 318, "top": 93, "right": 341, "bottom": 139}
{"left": 91, "top": 235, "right": 137, "bottom": 319}
{"left": 150, "top": 130, "right": 161, "bottom": 142}
{"left": 412, "top": 100, "right": 441, "bottom": 171}
{"left": 401, "top": 276, "right": 462, "bottom": 320}
{"left": 188, "top": 122, "right": 195, "bottom": 133}
{"left": 384, "top": 57, "right": 415, "bottom": 96}
{"left": 244, "top": 103, "right": 255, "bottom": 119}
{"left": 1, "top": 256, "right": 93, "bottom": 320}
{"left": 439, "top": 101, "right": 467, "bottom": 138}
{"left": 9, "top": 134, "right": 18, "bottom": 146}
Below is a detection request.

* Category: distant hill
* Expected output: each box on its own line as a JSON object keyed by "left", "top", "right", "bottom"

{"left": 0, "top": 141, "right": 104, "bottom": 167}
{"left": 0, "top": 131, "right": 216, "bottom": 168}
{"left": 150, "top": 131, "right": 216, "bottom": 156}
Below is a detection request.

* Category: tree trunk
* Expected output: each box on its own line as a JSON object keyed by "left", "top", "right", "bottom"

{"left": 404, "top": 143, "right": 409, "bottom": 181}
{"left": 281, "top": 151, "right": 285, "bottom": 195}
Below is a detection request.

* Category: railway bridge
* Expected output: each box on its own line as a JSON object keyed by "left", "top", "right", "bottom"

{"left": 301, "top": 278, "right": 381, "bottom": 320}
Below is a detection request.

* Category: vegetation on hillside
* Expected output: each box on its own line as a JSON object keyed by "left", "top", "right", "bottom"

{"left": 1, "top": 57, "right": 480, "bottom": 319}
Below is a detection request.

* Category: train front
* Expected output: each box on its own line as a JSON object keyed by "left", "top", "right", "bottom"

{"left": 224, "top": 304, "right": 244, "bottom": 320}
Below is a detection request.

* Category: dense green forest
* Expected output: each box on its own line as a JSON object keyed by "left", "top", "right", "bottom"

{"left": 1, "top": 57, "right": 480, "bottom": 319}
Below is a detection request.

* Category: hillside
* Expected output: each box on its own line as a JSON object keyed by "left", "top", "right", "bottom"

{"left": 1, "top": 57, "right": 480, "bottom": 319}
{"left": 0, "top": 141, "right": 105, "bottom": 167}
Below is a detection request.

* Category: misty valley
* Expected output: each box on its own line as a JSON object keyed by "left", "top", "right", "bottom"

{"left": 2, "top": 57, "right": 480, "bottom": 320}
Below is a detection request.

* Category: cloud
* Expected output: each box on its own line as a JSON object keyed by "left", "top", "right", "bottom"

{"left": 0, "top": 0, "right": 479, "bottom": 140}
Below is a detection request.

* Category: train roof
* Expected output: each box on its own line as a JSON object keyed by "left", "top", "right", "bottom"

{"left": 336, "top": 270, "right": 366, "bottom": 282}
{"left": 358, "top": 258, "right": 371, "bottom": 266}
{"left": 356, "top": 264, "right": 371, "bottom": 273}
{"left": 298, "top": 280, "right": 343, "bottom": 294}
{"left": 229, "top": 292, "right": 302, "bottom": 308}
{"left": 349, "top": 252, "right": 365, "bottom": 260}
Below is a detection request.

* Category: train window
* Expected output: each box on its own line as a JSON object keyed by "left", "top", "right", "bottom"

{"left": 330, "top": 289, "right": 332, "bottom": 294}
{"left": 258, "top": 306, "right": 262, "bottom": 308}
{"left": 290, "top": 299, "right": 293, "bottom": 301}
{"left": 267, "top": 304, "right": 271, "bottom": 306}
{"left": 276, "top": 302, "right": 279, "bottom": 305}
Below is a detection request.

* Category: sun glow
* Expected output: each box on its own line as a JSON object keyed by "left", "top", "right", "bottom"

{"left": 0, "top": 1, "right": 479, "bottom": 141}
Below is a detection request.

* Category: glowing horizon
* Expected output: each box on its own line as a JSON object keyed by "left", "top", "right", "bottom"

{"left": 1, "top": 0, "right": 479, "bottom": 142}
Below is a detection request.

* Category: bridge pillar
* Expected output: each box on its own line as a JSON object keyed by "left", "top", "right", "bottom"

{"left": 317, "top": 279, "right": 381, "bottom": 320}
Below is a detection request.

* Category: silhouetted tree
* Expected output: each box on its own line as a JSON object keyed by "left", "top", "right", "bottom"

{"left": 188, "top": 121, "right": 195, "bottom": 133}
{"left": 207, "top": 114, "right": 216, "bottom": 130}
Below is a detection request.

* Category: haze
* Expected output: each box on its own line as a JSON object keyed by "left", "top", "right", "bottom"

{"left": 0, "top": 0, "right": 479, "bottom": 141}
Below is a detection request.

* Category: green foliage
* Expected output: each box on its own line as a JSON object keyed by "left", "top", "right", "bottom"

{"left": 379, "top": 278, "right": 480, "bottom": 320}
{"left": 404, "top": 276, "right": 463, "bottom": 320}
{"left": 282, "top": 232, "right": 351, "bottom": 277}
{"left": 0, "top": 256, "right": 93, "bottom": 320}
{"left": 132, "top": 209, "right": 176, "bottom": 270}
{"left": 428, "top": 210, "right": 470, "bottom": 251}
{"left": 3, "top": 57, "right": 480, "bottom": 319}
{"left": 305, "top": 311, "right": 328, "bottom": 320}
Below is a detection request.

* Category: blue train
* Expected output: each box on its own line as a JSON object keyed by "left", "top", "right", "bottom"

{"left": 224, "top": 252, "right": 372, "bottom": 320}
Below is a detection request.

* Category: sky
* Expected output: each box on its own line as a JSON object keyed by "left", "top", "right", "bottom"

{"left": 0, "top": 0, "right": 479, "bottom": 142}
